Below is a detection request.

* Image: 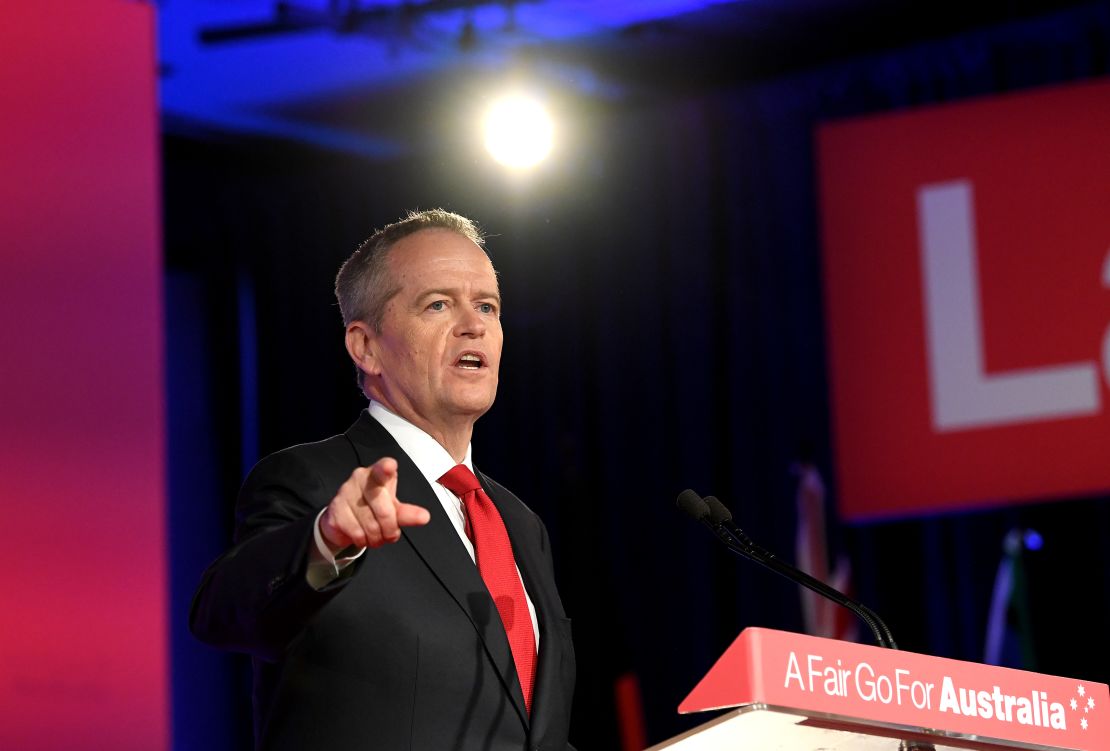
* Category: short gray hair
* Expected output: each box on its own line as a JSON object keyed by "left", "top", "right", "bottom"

{"left": 335, "top": 208, "right": 486, "bottom": 331}
{"left": 335, "top": 208, "right": 488, "bottom": 390}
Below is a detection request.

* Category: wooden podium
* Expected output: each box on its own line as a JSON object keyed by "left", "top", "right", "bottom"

{"left": 648, "top": 628, "right": 1109, "bottom": 751}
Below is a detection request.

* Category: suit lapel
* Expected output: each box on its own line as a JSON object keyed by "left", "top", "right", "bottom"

{"left": 345, "top": 412, "right": 530, "bottom": 727}
{"left": 477, "top": 469, "right": 566, "bottom": 743}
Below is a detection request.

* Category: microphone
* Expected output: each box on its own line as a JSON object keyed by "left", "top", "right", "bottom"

{"left": 675, "top": 488, "right": 710, "bottom": 522}
{"left": 704, "top": 495, "right": 757, "bottom": 549}
{"left": 676, "top": 489, "right": 898, "bottom": 650}
{"left": 676, "top": 489, "right": 753, "bottom": 558}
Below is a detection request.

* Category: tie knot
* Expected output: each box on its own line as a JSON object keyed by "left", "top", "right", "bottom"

{"left": 439, "top": 464, "right": 481, "bottom": 497}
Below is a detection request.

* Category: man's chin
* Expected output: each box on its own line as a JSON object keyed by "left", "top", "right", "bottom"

{"left": 446, "top": 390, "right": 497, "bottom": 418}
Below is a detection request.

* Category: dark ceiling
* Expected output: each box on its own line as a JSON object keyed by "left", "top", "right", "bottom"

{"left": 159, "top": 0, "right": 1097, "bottom": 155}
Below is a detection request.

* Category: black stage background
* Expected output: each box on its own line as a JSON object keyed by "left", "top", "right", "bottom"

{"left": 166, "top": 3, "right": 1110, "bottom": 748}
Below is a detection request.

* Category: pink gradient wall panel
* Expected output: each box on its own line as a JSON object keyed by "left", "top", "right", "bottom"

{"left": 0, "top": 2, "right": 167, "bottom": 749}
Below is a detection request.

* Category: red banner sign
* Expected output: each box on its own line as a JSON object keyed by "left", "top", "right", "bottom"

{"left": 681, "top": 628, "right": 1109, "bottom": 751}
{"left": 817, "top": 79, "right": 1110, "bottom": 519}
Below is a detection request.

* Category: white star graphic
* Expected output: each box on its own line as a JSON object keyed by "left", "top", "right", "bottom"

{"left": 1081, "top": 717, "right": 1088, "bottom": 730}
{"left": 1078, "top": 685, "right": 1086, "bottom": 697}
{"left": 1089, "top": 697, "right": 1096, "bottom": 709}
{"left": 1072, "top": 698, "right": 1079, "bottom": 710}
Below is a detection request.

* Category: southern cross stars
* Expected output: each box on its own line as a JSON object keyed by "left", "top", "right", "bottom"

{"left": 1072, "top": 685, "right": 1097, "bottom": 731}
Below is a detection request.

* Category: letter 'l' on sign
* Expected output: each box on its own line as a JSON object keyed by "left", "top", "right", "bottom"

{"left": 917, "top": 180, "right": 1100, "bottom": 432}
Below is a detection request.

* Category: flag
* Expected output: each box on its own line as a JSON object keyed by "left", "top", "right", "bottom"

{"left": 793, "top": 461, "right": 859, "bottom": 642}
{"left": 984, "top": 527, "right": 1039, "bottom": 669}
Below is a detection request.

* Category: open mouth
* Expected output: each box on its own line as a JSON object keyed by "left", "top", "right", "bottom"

{"left": 455, "top": 353, "right": 485, "bottom": 370}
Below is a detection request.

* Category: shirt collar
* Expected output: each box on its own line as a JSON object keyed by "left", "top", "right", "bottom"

{"left": 367, "top": 401, "right": 474, "bottom": 484}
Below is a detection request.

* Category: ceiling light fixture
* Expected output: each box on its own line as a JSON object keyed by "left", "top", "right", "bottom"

{"left": 482, "top": 93, "right": 554, "bottom": 169}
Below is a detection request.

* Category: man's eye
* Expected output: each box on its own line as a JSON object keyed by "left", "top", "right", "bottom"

{"left": 429, "top": 301, "right": 447, "bottom": 311}
{"left": 478, "top": 303, "right": 495, "bottom": 314}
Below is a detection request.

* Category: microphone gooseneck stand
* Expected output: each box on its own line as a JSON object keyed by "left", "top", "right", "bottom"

{"left": 676, "top": 489, "right": 935, "bottom": 751}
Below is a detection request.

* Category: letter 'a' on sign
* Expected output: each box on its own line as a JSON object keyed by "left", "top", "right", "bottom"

{"left": 918, "top": 180, "right": 1101, "bottom": 432}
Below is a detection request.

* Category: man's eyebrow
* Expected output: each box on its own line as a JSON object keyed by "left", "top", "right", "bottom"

{"left": 418, "top": 288, "right": 501, "bottom": 304}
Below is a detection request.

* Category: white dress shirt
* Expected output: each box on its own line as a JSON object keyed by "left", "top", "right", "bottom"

{"left": 307, "top": 402, "right": 540, "bottom": 647}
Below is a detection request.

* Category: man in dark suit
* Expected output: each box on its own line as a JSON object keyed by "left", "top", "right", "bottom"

{"left": 190, "top": 209, "right": 575, "bottom": 750}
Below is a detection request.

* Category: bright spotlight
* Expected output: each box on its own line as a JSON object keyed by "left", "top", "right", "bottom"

{"left": 483, "top": 94, "right": 553, "bottom": 169}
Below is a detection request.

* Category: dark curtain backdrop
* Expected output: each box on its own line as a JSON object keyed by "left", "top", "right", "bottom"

{"left": 167, "top": 3, "right": 1110, "bottom": 749}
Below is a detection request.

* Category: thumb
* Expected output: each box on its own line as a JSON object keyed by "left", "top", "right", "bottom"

{"left": 395, "top": 502, "right": 431, "bottom": 527}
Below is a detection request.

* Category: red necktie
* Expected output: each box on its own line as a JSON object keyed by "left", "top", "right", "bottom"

{"left": 439, "top": 464, "right": 536, "bottom": 713}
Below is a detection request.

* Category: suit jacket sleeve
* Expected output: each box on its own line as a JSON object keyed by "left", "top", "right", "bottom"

{"left": 189, "top": 444, "right": 354, "bottom": 661}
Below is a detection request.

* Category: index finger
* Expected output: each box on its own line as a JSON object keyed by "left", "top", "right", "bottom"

{"left": 365, "top": 457, "right": 399, "bottom": 490}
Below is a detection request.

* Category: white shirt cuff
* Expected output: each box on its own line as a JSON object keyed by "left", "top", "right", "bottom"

{"left": 306, "top": 507, "right": 366, "bottom": 589}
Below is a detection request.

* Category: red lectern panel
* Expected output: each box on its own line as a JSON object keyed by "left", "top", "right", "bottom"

{"left": 661, "top": 628, "right": 1107, "bottom": 751}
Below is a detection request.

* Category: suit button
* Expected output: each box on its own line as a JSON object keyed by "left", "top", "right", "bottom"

{"left": 267, "top": 576, "right": 284, "bottom": 593}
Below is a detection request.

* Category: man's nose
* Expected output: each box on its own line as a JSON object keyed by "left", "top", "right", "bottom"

{"left": 454, "top": 306, "right": 486, "bottom": 337}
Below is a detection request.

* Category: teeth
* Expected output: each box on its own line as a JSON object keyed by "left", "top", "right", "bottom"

{"left": 458, "top": 354, "right": 481, "bottom": 368}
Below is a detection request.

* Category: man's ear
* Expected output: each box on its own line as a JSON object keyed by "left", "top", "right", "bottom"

{"left": 345, "top": 321, "right": 381, "bottom": 378}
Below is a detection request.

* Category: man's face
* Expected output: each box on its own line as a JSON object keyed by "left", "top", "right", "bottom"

{"left": 365, "top": 228, "right": 502, "bottom": 432}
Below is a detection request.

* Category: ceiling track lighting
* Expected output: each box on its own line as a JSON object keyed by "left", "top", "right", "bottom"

{"left": 198, "top": 0, "right": 532, "bottom": 46}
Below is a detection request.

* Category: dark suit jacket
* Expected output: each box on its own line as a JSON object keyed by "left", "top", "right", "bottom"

{"left": 190, "top": 411, "right": 575, "bottom": 750}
